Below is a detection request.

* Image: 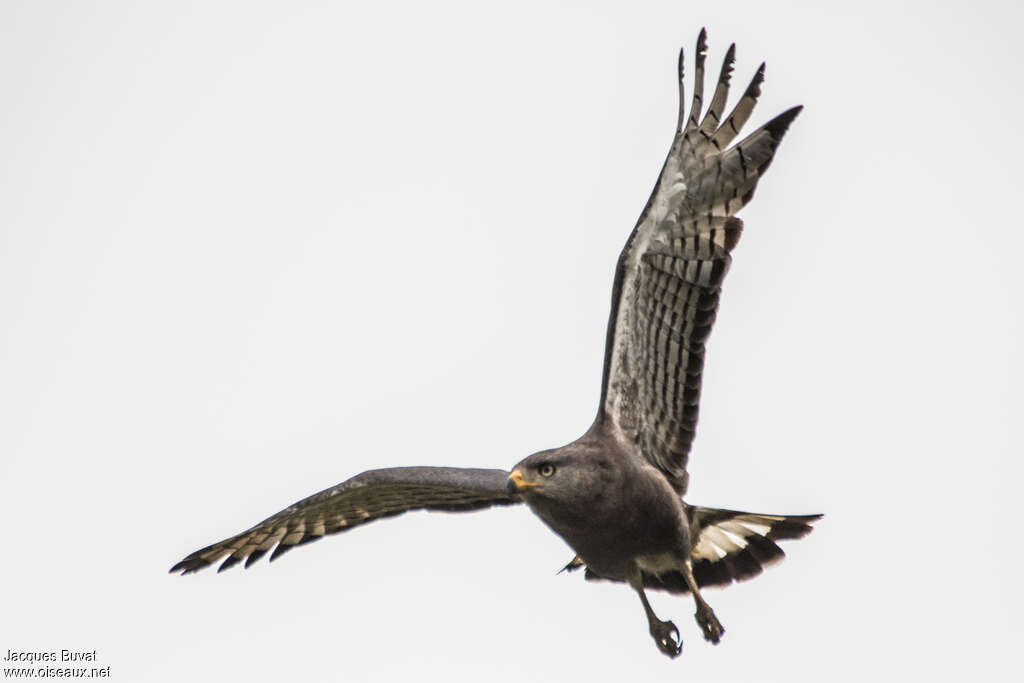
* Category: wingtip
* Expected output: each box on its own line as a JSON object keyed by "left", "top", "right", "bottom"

{"left": 169, "top": 558, "right": 206, "bottom": 576}
{"left": 269, "top": 542, "right": 294, "bottom": 563}
{"left": 764, "top": 105, "right": 803, "bottom": 139}
{"left": 216, "top": 556, "right": 240, "bottom": 573}
{"left": 244, "top": 548, "right": 268, "bottom": 569}
{"left": 720, "top": 43, "right": 737, "bottom": 78}
{"left": 740, "top": 63, "right": 766, "bottom": 99}
{"left": 696, "top": 28, "right": 708, "bottom": 56}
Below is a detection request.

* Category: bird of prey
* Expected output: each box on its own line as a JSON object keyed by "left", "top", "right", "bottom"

{"left": 171, "top": 29, "right": 820, "bottom": 659}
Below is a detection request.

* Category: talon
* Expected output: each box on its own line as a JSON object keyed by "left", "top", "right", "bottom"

{"left": 695, "top": 604, "right": 724, "bottom": 645}
{"left": 650, "top": 619, "right": 683, "bottom": 658}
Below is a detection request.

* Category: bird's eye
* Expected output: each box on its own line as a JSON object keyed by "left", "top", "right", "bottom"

{"left": 539, "top": 463, "right": 556, "bottom": 477}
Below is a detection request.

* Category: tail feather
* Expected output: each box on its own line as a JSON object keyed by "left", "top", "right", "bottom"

{"left": 685, "top": 507, "right": 821, "bottom": 592}
{"left": 581, "top": 507, "right": 821, "bottom": 594}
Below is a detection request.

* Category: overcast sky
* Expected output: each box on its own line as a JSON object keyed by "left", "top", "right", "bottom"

{"left": 2, "top": 1, "right": 1021, "bottom": 681}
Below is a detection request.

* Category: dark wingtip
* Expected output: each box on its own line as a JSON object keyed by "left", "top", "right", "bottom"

{"left": 748, "top": 63, "right": 766, "bottom": 93}
{"left": 677, "top": 46, "right": 685, "bottom": 83}
{"left": 695, "top": 29, "right": 708, "bottom": 63}
{"left": 217, "top": 555, "right": 242, "bottom": 573}
{"left": 718, "top": 44, "right": 737, "bottom": 87}
{"left": 269, "top": 542, "right": 295, "bottom": 563}
{"left": 718, "top": 43, "right": 736, "bottom": 82}
{"left": 244, "top": 547, "right": 269, "bottom": 569}
{"left": 764, "top": 105, "right": 803, "bottom": 139}
{"left": 169, "top": 557, "right": 208, "bottom": 575}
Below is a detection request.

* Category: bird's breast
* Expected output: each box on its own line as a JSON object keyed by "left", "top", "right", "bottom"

{"left": 524, "top": 470, "right": 689, "bottom": 580}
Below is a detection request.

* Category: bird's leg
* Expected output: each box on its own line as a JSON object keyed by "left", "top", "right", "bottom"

{"left": 628, "top": 569, "right": 682, "bottom": 658}
{"left": 681, "top": 559, "right": 724, "bottom": 644}
{"left": 637, "top": 587, "right": 682, "bottom": 658}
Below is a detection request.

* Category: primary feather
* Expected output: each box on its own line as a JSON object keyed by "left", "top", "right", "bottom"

{"left": 169, "top": 467, "right": 517, "bottom": 575}
{"left": 600, "top": 31, "right": 802, "bottom": 494}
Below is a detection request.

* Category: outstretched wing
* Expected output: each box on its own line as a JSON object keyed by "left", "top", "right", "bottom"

{"left": 170, "top": 467, "right": 518, "bottom": 575}
{"left": 599, "top": 30, "right": 801, "bottom": 493}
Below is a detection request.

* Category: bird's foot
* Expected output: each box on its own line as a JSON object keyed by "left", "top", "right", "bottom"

{"left": 695, "top": 602, "right": 724, "bottom": 644}
{"left": 649, "top": 618, "right": 683, "bottom": 658}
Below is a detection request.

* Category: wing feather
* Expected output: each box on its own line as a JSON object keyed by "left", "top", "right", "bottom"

{"left": 170, "top": 467, "right": 519, "bottom": 575}
{"left": 599, "top": 30, "right": 801, "bottom": 490}
{"left": 682, "top": 28, "right": 708, "bottom": 135}
{"left": 711, "top": 63, "right": 765, "bottom": 152}
{"left": 699, "top": 43, "right": 736, "bottom": 137}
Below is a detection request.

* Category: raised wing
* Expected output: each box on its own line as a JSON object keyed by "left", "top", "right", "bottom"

{"left": 170, "top": 467, "right": 519, "bottom": 575}
{"left": 599, "top": 30, "right": 801, "bottom": 493}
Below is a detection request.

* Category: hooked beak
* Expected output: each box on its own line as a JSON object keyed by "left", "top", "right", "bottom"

{"left": 507, "top": 468, "right": 538, "bottom": 495}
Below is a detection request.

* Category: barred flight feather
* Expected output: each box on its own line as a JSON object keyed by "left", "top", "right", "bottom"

{"left": 169, "top": 467, "right": 518, "bottom": 575}
{"left": 600, "top": 30, "right": 802, "bottom": 493}
{"left": 682, "top": 28, "right": 708, "bottom": 136}
{"left": 698, "top": 43, "right": 735, "bottom": 137}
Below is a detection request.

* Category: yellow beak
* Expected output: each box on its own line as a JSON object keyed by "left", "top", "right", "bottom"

{"left": 508, "top": 468, "right": 538, "bottom": 491}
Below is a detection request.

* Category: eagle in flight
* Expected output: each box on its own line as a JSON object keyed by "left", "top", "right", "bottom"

{"left": 172, "top": 30, "right": 820, "bottom": 659}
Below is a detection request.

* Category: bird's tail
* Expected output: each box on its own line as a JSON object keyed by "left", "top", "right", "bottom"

{"left": 582, "top": 507, "right": 822, "bottom": 594}
{"left": 682, "top": 507, "right": 821, "bottom": 591}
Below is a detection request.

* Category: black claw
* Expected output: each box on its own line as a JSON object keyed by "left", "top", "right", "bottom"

{"left": 650, "top": 619, "right": 683, "bottom": 658}
{"left": 695, "top": 605, "right": 725, "bottom": 645}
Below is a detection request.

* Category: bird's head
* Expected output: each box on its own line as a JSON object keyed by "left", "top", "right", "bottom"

{"left": 506, "top": 451, "right": 559, "bottom": 498}
{"left": 506, "top": 443, "right": 613, "bottom": 508}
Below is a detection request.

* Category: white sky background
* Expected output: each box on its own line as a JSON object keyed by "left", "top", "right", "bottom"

{"left": 1, "top": 0, "right": 1021, "bottom": 680}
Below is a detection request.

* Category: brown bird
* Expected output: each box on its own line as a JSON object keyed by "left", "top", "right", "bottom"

{"left": 171, "top": 29, "right": 820, "bottom": 659}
